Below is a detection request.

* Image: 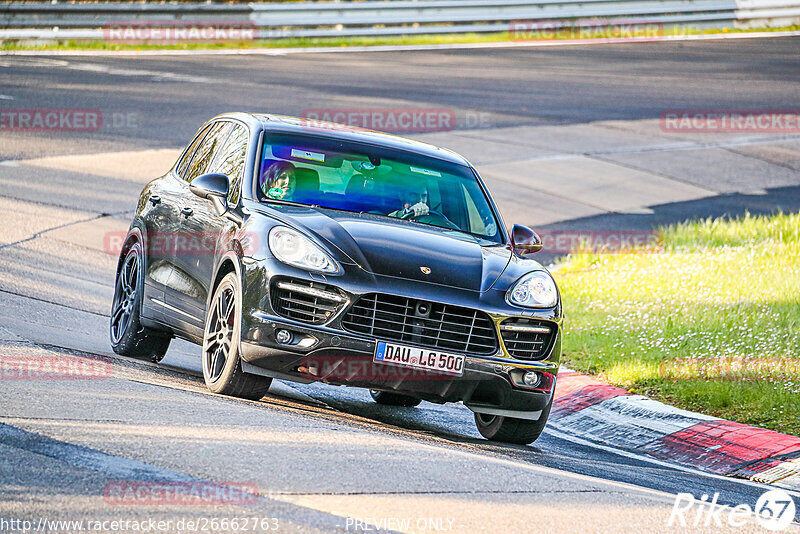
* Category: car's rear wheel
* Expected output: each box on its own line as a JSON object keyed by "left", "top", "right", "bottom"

{"left": 203, "top": 272, "right": 272, "bottom": 400}
{"left": 369, "top": 390, "right": 422, "bottom": 407}
{"left": 110, "top": 242, "right": 171, "bottom": 362}
{"left": 473, "top": 399, "right": 552, "bottom": 445}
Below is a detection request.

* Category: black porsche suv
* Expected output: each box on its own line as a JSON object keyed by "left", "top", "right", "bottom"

{"left": 110, "top": 113, "right": 562, "bottom": 444}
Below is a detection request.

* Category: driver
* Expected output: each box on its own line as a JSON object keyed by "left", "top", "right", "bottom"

{"left": 261, "top": 161, "right": 296, "bottom": 200}
{"left": 389, "top": 185, "right": 429, "bottom": 219}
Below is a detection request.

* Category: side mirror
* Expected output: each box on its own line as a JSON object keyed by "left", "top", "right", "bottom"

{"left": 511, "top": 224, "right": 543, "bottom": 255}
{"left": 190, "top": 173, "right": 230, "bottom": 216}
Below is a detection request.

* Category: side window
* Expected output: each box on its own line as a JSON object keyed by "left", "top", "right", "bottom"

{"left": 210, "top": 124, "right": 249, "bottom": 205}
{"left": 185, "top": 122, "right": 233, "bottom": 183}
{"left": 463, "top": 184, "right": 487, "bottom": 235}
{"left": 461, "top": 182, "right": 498, "bottom": 238}
{"left": 176, "top": 124, "right": 212, "bottom": 179}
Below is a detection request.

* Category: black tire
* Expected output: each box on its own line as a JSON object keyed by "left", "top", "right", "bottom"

{"left": 110, "top": 241, "right": 171, "bottom": 362}
{"left": 202, "top": 272, "right": 272, "bottom": 401}
{"left": 369, "top": 389, "right": 422, "bottom": 407}
{"left": 473, "top": 398, "right": 552, "bottom": 445}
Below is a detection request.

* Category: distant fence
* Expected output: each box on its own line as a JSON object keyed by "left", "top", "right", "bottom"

{"left": 1, "top": 0, "right": 799, "bottom": 40}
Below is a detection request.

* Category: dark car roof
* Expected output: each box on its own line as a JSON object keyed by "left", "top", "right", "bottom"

{"left": 214, "top": 112, "right": 472, "bottom": 167}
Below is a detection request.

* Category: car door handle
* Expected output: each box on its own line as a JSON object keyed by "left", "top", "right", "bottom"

{"left": 181, "top": 207, "right": 193, "bottom": 219}
{"left": 149, "top": 195, "right": 161, "bottom": 206}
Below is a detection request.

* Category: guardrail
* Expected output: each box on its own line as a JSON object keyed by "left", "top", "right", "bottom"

{"left": 1, "top": 0, "right": 798, "bottom": 40}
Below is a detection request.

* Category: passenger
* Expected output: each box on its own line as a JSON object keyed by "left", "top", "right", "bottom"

{"left": 389, "top": 185, "right": 429, "bottom": 218}
{"left": 261, "top": 161, "right": 296, "bottom": 200}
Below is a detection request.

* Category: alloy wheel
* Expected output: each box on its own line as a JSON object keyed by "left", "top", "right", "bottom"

{"left": 110, "top": 249, "right": 139, "bottom": 344}
{"left": 203, "top": 281, "right": 236, "bottom": 383}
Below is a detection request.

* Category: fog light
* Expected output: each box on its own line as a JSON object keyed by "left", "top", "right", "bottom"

{"left": 276, "top": 329, "right": 293, "bottom": 344}
{"left": 522, "top": 371, "right": 541, "bottom": 387}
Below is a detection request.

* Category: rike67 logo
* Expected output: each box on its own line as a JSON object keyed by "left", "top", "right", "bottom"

{"left": 668, "top": 489, "right": 796, "bottom": 530}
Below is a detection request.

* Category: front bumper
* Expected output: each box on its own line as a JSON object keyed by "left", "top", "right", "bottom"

{"left": 239, "top": 261, "right": 562, "bottom": 416}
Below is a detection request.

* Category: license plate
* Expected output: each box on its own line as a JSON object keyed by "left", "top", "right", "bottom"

{"left": 373, "top": 341, "right": 465, "bottom": 376}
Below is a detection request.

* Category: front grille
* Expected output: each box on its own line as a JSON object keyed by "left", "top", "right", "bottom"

{"left": 341, "top": 293, "right": 498, "bottom": 354}
{"left": 500, "top": 318, "right": 556, "bottom": 360}
{"left": 270, "top": 277, "right": 347, "bottom": 325}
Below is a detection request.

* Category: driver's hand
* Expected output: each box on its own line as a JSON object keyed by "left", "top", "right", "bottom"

{"left": 408, "top": 202, "right": 429, "bottom": 217}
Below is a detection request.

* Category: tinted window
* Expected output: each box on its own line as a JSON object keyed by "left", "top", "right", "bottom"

{"left": 209, "top": 124, "right": 249, "bottom": 205}
{"left": 462, "top": 183, "right": 498, "bottom": 237}
{"left": 185, "top": 122, "right": 233, "bottom": 182}
{"left": 257, "top": 133, "right": 501, "bottom": 242}
{"left": 176, "top": 124, "right": 212, "bottom": 179}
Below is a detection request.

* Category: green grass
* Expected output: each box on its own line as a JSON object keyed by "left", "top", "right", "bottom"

{"left": 554, "top": 212, "right": 800, "bottom": 436}
{"left": 2, "top": 25, "right": 797, "bottom": 52}
{"left": 0, "top": 33, "right": 510, "bottom": 52}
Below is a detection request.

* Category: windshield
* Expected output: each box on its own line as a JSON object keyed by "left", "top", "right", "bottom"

{"left": 256, "top": 133, "right": 502, "bottom": 242}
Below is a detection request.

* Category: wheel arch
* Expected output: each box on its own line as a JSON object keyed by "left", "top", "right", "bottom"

{"left": 208, "top": 252, "right": 243, "bottom": 311}
{"left": 115, "top": 226, "right": 145, "bottom": 276}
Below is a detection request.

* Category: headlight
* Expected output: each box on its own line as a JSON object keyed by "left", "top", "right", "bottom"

{"left": 268, "top": 226, "right": 339, "bottom": 274}
{"left": 506, "top": 271, "right": 558, "bottom": 308}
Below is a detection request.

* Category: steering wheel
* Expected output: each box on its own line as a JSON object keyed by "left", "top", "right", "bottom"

{"left": 401, "top": 208, "right": 460, "bottom": 230}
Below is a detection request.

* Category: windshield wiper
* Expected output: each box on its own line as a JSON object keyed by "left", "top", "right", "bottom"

{"left": 260, "top": 198, "right": 308, "bottom": 207}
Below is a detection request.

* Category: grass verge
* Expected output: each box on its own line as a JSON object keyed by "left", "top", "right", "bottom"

{"left": 1, "top": 25, "right": 798, "bottom": 52}
{"left": 554, "top": 212, "right": 800, "bottom": 436}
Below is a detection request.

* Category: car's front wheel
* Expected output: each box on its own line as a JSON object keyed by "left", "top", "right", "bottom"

{"left": 202, "top": 272, "right": 272, "bottom": 401}
{"left": 110, "top": 241, "right": 171, "bottom": 362}
{"left": 369, "top": 390, "right": 422, "bottom": 407}
{"left": 473, "top": 399, "right": 552, "bottom": 445}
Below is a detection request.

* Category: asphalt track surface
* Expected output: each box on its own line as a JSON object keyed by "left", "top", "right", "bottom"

{"left": 2, "top": 37, "right": 799, "bottom": 156}
{"left": 1, "top": 38, "right": 799, "bottom": 532}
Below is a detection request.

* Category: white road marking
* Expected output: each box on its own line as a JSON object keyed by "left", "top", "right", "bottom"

{"left": 0, "top": 30, "right": 798, "bottom": 57}
{"left": 65, "top": 61, "right": 210, "bottom": 83}
{"left": 0, "top": 58, "right": 69, "bottom": 67}
{"left": 0, "top": 57, "right": 208, "bottom": 82}
{"left": 0, "top": 94, "right": 14, "bottom": 100}
{"left": 453, "top": 129, "right": 800, "bottom": 161}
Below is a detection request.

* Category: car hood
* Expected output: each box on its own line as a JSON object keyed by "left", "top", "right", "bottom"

{"left": 266, "top": 205, "right": 512, "bottom": 292}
